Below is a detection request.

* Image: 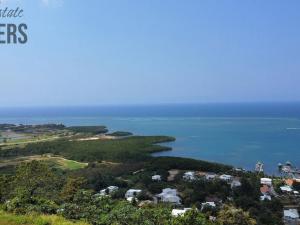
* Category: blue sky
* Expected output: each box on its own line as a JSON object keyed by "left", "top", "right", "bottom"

{"left": 1, "top": 0, "right": 300, "bottom": 106}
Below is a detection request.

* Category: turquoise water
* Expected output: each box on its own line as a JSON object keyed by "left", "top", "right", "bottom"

{"left": 0, "top": 104, "right": 300, "bottom": 174}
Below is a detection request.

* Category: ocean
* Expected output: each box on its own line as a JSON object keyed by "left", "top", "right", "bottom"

{"left": 0, "top": 103, "right": 300, "bottom": 174}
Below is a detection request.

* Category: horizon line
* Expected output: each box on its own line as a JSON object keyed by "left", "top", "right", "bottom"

{"left": 1, "top": 101, "right": 300, "bottom": 109}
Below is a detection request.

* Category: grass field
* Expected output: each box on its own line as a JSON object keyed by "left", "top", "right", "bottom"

{"left": 0, "top": 210, "right": 90, "bottom": 225}
{"left": 0, "top": 155, "right": 88, "bottom": 170}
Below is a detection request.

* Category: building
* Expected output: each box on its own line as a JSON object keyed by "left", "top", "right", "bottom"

{"left": 260, "top": 194, "right": 271, "bottom": 201}
{"left": 283, "top": 209, "right": 299, "bottom": 225}
{"left": 183, "top": 171, "right": 196, "bottom": 181}
{"left": 201, "top": 202, "right": 216, "bottom": 210}
{"left": 255, "top": 162, "right": 264, "bottom": 173}
{"left": 231, "top": 180, "right": 242, "bottom": 189}
{"left": 204, "top": 172, "right": 217, "bottom": 180}
{"left": 219, "top": 174, "right": 233, "bottom": 182}
{"left": 100, "top": 186, "right": 119, "bottom": 196}
{"left": 280, "top": 185, "right": 293, "bottom": 193}
{"left": 152, "top": 175, "right": 161, "bottom": 181}
{"left": 171, "top": 208, "right": 192, "bottom": 217}
{"left": 156, "top": 188, "right": 181, "bottom": 205}
{"left": 125, "top": 189, "right": 142, "bottom": 199}
{"left": 261, "top": 178, "right": 272, "bottom": 186}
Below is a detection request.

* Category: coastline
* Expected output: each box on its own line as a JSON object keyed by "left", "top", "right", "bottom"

{"left": 0, "top": 104, "right": 300, "bottom": 174}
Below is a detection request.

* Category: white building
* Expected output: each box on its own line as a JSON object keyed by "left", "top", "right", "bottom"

{"left": 125, "top": 189, "right": 142, "bottom": 199}
{"left": 255, "top": 162, "right": 264, "bottom": 173}
{"left": 260, "top": 194, "right": 272, "bottom": 201}
{"left": 231, "top": 180, "right": 242, "bottom": 189}
{"left": 260, "top": 178, "right": 272, "bottom": 186}
{"left": 183, "top": 171, "right": 196, "bottom": 181}
{"left": 205, "top": 173, "right": 217, "bottom": 180}
{"left": 171, "top": 208, "right": 192, "bottom": 217}
{"left": 280, "top": 185, "right": 293, "bottom": 193}
{"left": 152, "top": 175, "right": 162, "bottom": 181}
{"left": 100, "top": 186, "right": 119, "bottom": 196}
{"left": 201, "top": 202, "right": 216, "bottom": 210}
{"left": 283, "top": 209, "right": 299, "bottom": 225}
{"left": 156, "top": 188, "right": 181, "bottom": 205}
{"left": 219, "top": 174, "right": 232, "bottom": 182}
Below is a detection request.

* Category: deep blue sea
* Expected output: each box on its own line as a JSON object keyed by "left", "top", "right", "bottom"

{"left": 0, "top": 103, "right": 300, "bottom": 174}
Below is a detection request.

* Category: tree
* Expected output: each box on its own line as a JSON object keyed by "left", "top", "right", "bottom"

{"left": 217, "top": 205, "right": 257, "bottom": 225}
{"left": 12, "top": 161, "right": 60, "bottom": 200}
{"left": 0, "top": 175, "right": 12, "bottom": 202}
{"left": 7, "top": 161, "right": 61, "bottom": 213}
{"left": 172, "top": 208, "right": 213, "bottom": 225}
{"left": 60, "top": 177, "right": 87, "bottom": 202}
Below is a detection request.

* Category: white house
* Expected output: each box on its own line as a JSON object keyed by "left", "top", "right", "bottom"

{"left": 205, "top": 173, "right": 217, "bottom": 180}
{"left": 260, "top": 178, "right": 272, "bottom": 186}
{"left": 156, "top": 188, "right": 181, "bottom": 205}
{"left": 231, "top": 180, "right": 242, "bottom": 189}
{"left": 171, "top": 208, "right": 192, "bottom": 217}
{"left": 283, "top": 209, "right": 299, "bottom": 225}
{"left": 260, "top": 194, "right": 272, "bottom": 201}
{"left": 201, "top": 202, "right": 216, "bottom": 210}
{"left": 152, "top": 175, "right": 162, "bottom": 181}
{"left": 100, "top": 186, "right": 119, "bottom": 196}
{"left": 183, "top": 171, "right": 196, "bottom": 181}
{"left": 125, "top": 189, "right": 142, "bottom": 199}
{"left": 280, "top": 185, "right": 293, "bottom": 193}
{"left": 219, "top": 174, "right": 232, "bottom": 182}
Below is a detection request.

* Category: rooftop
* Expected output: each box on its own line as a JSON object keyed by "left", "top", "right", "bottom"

{"left": 284, "top": 209, "right": 299, "bottom": 219}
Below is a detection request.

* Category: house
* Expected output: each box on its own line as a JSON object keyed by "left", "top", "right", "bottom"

{"left": 152, "top": 175, "right": 161, "bottom": 181}
{"left": 219, "top": 174, "right": 232, "bottom": 182}
{"left": 201, "top": 202, "right": 216, "bottom": 210}
{"left": 156, "top": 188, "right": 181, "bottom": 205}
{"left": 171, "top": 208, "right": 192, "bottom": 217}
{"left": 231, "top": 180, "right": 242, "bottom": 189}
{"left": 260, "top": 194, "right": 271, "bottom": 201}
{"left": 183, "top": 171, "right": 196, "bottom": 181}
{"left": 283, "top": 209, "right": 299, "bottom": 225}
{"left": 205, "top": 172, "right": 217, "bottom": 180}
{"left": 125, "top": 189, "right": 142, "bottom": 199}
{"left": 234, "top": 168, "right": 244, "bottom": 172}
{"left": 100, "top": 186, "right": 119, "bottom": 196}
{"left": 280, "top": 185, "right": 293, "bottom": 193}
{"left": 261, "top": 178, "right": 272, "bottom": 186}
{"left": 209, "top": 216, "right": 217, "bottom": 222}
{"left": 255, "top": 162, "right": 264, "bottom": 173}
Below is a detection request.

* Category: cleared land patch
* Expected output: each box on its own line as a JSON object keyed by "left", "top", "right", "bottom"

{"left": 0, "top": 210, "right": 90, "bottom": 225}
{"left": 0, "top": 155, "right": 87, "bottom": 170}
